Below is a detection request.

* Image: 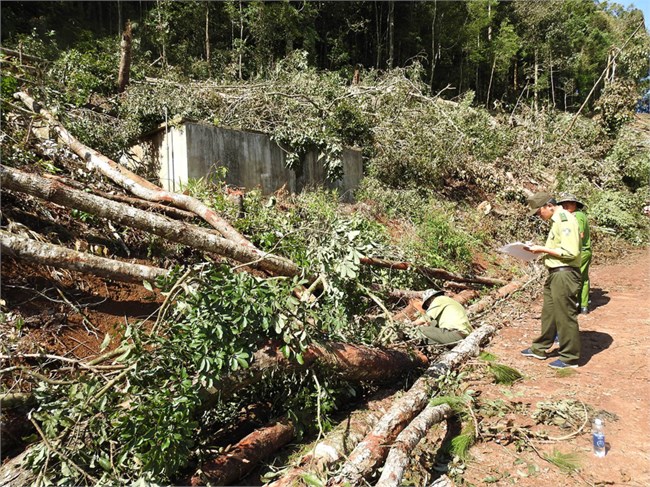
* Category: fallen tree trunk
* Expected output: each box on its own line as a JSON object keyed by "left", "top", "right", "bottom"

{"left": 14, "top": 91, "right": 252, "bottom": 248}
{"left": 1, "top": 165, "right": 304, "bottom": 279}
{"left": 327, "top": 279, "right": 525, "bottom": 486}
{"left": 375, "top": 403, "right": 452, "bottom": 487}
{"left": 190, "top": 419, "right": 296, "bottom": 486}
{"left": 42, "top": 173, "right": 196, "bottom": 220}
{"left": 204, "top": 340, "right": 428, "bottom": 405}
{"left": 326, "top": 324, "right": 496, "bottom": 487}
{"left": 0, "top": 230, "right": 168, "bottom": 284}
{"left": 268, "top": 388, "right": 398, "bottom": 487}
{"left": 251, "top": 341, "right": 428, "bottom": 382}
{"left": 467, "top": 279, "right": 524, "bottom": 315}
{"left": 360, "top": 257, "right": 506, "bottom": 287}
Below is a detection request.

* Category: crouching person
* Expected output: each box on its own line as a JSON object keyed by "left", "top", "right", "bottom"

{"left": 414, "top": 289, "right": 473, "bottom": 345}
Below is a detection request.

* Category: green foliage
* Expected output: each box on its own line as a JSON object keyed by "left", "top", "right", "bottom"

{"left": 48, "top": 39, "right": 118, "bottom": 105}
{"left": 478, "top": 351, "right": 524, "bottom": 385}
{"left": 1, "top": 75, "right": 18, "bottom": 107}
{"left": 23, "top": 260, "right": 381, "bottom": 484}
{"left": 450, "top": 424, "right": 475, "bottom": 461}
{"left": 487, "top": 363, "right": 523, "bottom": 385}
{"left": 589, "top": 190, "right": 649, "bottom": 243}
{"left": 411, "top": 207, "right": 476, "bottom": 272}
{"left": 544, "top": 449, "right": 581, "bottom": 474}
{"left": 596, "top": 80, "right": 638, "bottom": 134}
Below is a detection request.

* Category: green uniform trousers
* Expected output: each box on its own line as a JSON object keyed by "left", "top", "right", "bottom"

{"left": 580, "top": 249, "right": 592, "bottom": 308}
{"left": 531, "top": 268, "right": 581, "bottom": 365}
{"left": 419, "top": 325, "right": 465, "bottom": 345}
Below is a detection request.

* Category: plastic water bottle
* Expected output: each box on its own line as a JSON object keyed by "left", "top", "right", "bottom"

{"left": 592, "top": 418, "right": 606, "bottom": 457}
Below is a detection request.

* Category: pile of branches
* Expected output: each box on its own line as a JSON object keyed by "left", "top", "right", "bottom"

{"left": 1, "top": 91, "right": 523, "bottom": 487}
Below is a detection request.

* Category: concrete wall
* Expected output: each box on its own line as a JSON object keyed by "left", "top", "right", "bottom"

{"left": 145, "top": 122, "right": 362, "bottom": 199}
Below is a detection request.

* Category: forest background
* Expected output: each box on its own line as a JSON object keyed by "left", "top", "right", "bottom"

{"left": 1, "top": 1, "right": 650, "bottom": 486}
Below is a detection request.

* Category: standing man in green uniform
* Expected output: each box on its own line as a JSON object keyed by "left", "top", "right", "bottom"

{"left": 557, "top": 193, "right": 592, "bottom": 314}
{"left": 521, "top": 192, "right": 582, "bottom": 369}
{"left": 414, "top": 288, "right": 473, "bottom": 345}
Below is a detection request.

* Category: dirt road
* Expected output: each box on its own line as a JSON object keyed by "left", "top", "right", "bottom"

{"left": 463, "top": 247, "right": 650, "bottom": 486}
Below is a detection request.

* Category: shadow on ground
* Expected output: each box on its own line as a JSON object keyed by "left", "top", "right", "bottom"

{"left": 578, "top": 330, "right": 613, "bottom": 366}
{"left": 588, "top": 287, "right": 610, "bottom": 311}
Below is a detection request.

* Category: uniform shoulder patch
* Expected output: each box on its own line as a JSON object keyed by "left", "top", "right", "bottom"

{"left": 560, "top": 213, "right": 568, "bottom": 222}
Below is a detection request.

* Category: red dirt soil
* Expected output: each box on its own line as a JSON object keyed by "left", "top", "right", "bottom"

{"left": 463, "top": 247, "right": 650, "bottom": 486}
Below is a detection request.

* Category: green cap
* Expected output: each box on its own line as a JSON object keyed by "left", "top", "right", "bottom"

{"left": 527, "top": 191, "right": 554, "bottom": 216}
{"left": 556, "top": 192, "right": 585, "bottom": 209}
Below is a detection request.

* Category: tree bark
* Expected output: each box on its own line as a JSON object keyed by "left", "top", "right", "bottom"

{"left": 359, "top": 256, "right": 506, "bottom": 287}
{"left": 0, "top": 450, "right": 33, "bottom": 486}
{"left": 14, "top": 91, "right": 253, "bottom": 248}
{"left": 204, "top": 340, "right": 428, "bottom": 405}
{"left": 326, "top": 279, "right": 525, "bottom": 486}
{"left": 375, "top": 403, "right": 452, "bottom": 487}
{"left": 387, "top": 0, "right": 395, "bottom": 68}
{"left": 0, "top": 230, "right": 168, "bottom": 284}
{"left": 42, "top": 173, "right": 196, "bottom": 220}
{"left": 466, "top": 279, "right": 524, "bottom": 316}
{"left": 326, "top": 323, "right": 496, "bottom": 487}
{"left": 269, "top": 389, "right": 398, "bottom": 487}
{"left": 190, "top": 419, "right": 295, "bottom": 486}
{"left": 1, "top": 165, "right": 304, "bottom": 279}
{"left": 117, "top": 20, "right": 132, "bottom": 93}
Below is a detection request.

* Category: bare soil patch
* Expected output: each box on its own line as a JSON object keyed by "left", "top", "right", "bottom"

{"left": 462, "top": 247, "right": 650, "bottom": 486}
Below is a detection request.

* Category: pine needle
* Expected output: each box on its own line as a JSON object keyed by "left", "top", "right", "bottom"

{"left": 430, "top": 394, "right": 470, "bottom": 413}
{"left": 450, "top": 422, "right": 476, "bottom": 461}
{"left": 479, "top": 351, "right": 498, "bottom": 362}
{"left": 543, "top": 449, "right": 581, "bottom": 474}
{"left": 488, "top": 363, "right": 523, "bottom": 384}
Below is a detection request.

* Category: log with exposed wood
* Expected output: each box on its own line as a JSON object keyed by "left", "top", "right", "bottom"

{"left": 0, "top": 230, "right": 168, "bottom": 284}
{"left": 359, "top": 256, "right": 506, "bottom": 287}
{"left": 14, "top": 91, "right": 252, "bottom": 248}
{"left": 189, "top": 419, "right": 295, "bottom": 486}
{"left": 267, "top": 388, "right": 398, "bottom": 487}
{"left": 206, "top": 340, "right": 428, "bottom": 405}
{"left": 326, "top": 278, "right": 525, "bottom": 487}
{"left": 326, "top": 324, "right": 496, "bottom": 487}
{"left": 1, "top": 164, "right": 304, "bottom": 279}
{"left": 375, "top": 403, "right": 453, "bottom": 487}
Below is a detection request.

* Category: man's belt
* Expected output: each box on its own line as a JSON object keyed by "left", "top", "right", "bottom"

{"left": 548, "top": 266, "right": 579, "bottom": 274}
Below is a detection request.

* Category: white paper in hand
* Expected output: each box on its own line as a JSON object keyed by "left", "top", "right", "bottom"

{"left": 498, "top": 242, "right": 538, "bottom": 262}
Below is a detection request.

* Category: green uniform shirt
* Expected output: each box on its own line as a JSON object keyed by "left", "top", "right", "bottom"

{"left": 574, "top": 210, "right": 591, "bottom": 251}
{"left": 425, "top": 296, "right": 472, "bottom": 336}
{"left": 543, "top": 208, "right": 581, "bottom": 269}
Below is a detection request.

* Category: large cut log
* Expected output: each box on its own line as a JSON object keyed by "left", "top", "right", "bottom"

{"left": 326, "top": 324, "right": 496, "bottom": 487}
{"left": 326, "top": 279, "right": 525, "bottom": 486}
{"left": 359, "top": 257, "right": 506, "bottom": 287}
{"left": 268, "top": 389, "right": 398, "bottom": 487}
{"left": 203, "top": 341, "right": 428, "bottom": 406}
{"left": 14, "top": 91, "right": 252, "bottom": 248}
{"left": 190, "top": 419, "right": 295, "bottom": 486}
{"left": 1, "top": 231, "right": 168, "bottom": 284}
{"left": 375, "top": 403, "right": 453, "bottom": 487}
{"left": 1, "top": 165, "right": 304, "bottom": 279}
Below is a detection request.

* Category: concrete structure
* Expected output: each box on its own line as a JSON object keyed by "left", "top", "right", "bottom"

{"left": 124, "top": 121, "right": 363, "bottom": 200}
